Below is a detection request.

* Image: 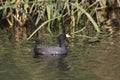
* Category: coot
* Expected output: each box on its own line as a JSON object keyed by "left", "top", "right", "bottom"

{"left": 34, "top": 34, "right": 70, "bottom": 58}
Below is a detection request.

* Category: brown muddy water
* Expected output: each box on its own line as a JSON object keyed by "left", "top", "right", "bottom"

{"left": 0, "top": 34, "right": 120, "bottom": 80}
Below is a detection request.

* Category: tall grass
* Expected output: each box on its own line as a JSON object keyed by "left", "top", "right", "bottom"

{"left": 0, "top": 0, "right": 107, "bottom": 41}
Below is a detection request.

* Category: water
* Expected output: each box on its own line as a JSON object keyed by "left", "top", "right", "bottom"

{"left": 0, "top": 35, "right": 120, "bottom": 80}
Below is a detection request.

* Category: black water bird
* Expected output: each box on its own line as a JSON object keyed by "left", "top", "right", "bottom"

{"left": 34, "top": 34, "right": 70, "bottom": 58}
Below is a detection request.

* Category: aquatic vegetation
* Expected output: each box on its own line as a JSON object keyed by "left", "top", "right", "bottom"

{"left": 0, "top": 0, "right": 115, "bottom": 42}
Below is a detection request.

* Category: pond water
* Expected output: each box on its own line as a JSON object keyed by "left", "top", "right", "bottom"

{"left": 0, "top": 34, "right": 120, "bottom": 80}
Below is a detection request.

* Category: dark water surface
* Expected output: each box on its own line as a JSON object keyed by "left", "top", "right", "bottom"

{"left": 0, "top": 36, "right": 120, "bottom": 80}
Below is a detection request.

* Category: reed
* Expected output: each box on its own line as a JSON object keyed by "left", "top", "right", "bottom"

{"left": 0, "top": 0, "right": 108, "bottom": 41}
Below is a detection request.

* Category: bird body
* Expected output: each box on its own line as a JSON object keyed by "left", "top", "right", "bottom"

{"left": 34, "top": 34, "right": 69, "bottom": 58}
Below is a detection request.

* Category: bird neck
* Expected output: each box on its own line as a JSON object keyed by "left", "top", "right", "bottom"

{"left": 59, "top": 40, "right": 66, "bottom": 47}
